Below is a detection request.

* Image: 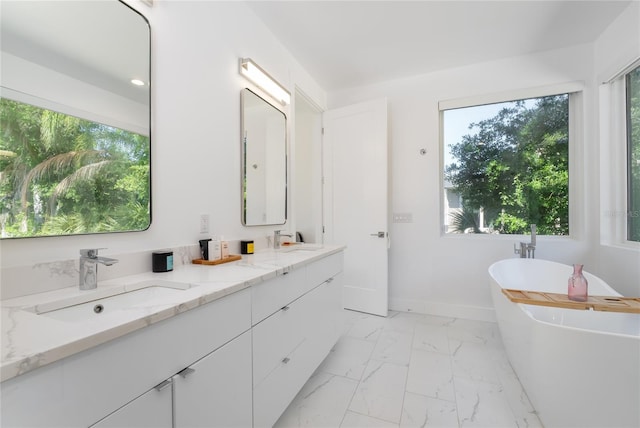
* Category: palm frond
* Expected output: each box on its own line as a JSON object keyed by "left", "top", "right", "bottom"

{"left": 41, "top": 212, "right": 87, "bottom": 235}
{"left": 19, "top": 150, "right": 105, "bottom": 209}
{"left": 449, "top": 209, "right": 482, "bottom": 234}
{"left": 50, "top": 160, "right": 111, "bottom": 206}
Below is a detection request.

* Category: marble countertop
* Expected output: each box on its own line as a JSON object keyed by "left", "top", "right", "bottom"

{"left": 1, "top": 245, "right": 344, "bottom": 382}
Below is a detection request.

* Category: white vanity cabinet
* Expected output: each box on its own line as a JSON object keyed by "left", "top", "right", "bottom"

{"left": 252, "top": 252, "right": 344, "bottom": 428}
{"left": 1, "top": 249, "right": 345, "bottom": 428}
{"left": 1, "top": 288, "right": 252, "bottom": 428}
{"left": 91, "top": 330, "right": 253, "bottom": 428}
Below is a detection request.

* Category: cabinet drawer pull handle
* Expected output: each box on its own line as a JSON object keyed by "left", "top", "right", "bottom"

{"left": 281, "top": 305, "right": 290, "bottom": 311}
{"left": 155, "top": 379, "right": 172, "bottom": 391}
{"left": 178, "top": 367, "right": 196, "bottom": 378}
{"left": 282, "top": 357, "right": 290, "bottom": 364}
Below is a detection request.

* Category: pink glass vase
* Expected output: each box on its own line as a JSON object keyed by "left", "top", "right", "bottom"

{"left": 568, "top": 264, "right": 588, "bottom": 302}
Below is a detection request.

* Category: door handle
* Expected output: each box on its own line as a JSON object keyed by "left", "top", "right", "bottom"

{"left": 178, "top": 367, "right": 196, "bottom": 378}
{"left": 370, "top": 232, "right": 386, "bottom": 238}
{"left": 154, "top": 379, "right": 172, "bottom": 391}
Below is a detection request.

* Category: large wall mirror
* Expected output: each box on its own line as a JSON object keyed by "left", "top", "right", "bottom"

{"left": 0, "top": 1, "right": 151, "bottom": 238}
{"left": 241, "top": 89, "right": 287, "bottom": 226}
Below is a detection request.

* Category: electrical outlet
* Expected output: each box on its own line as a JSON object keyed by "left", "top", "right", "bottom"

{"left": 200, "top": 214, "right": 210, "bottom": 233}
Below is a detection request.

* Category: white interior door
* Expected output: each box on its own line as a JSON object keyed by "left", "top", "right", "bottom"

{"left": 323, "top": 98, "right": 388, "bottom": 317}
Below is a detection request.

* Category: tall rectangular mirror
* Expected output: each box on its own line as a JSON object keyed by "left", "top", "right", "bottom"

{"left": 0, "top": 0, "right": 150, "bottom": 238}
{"left": 241, "top": 88, "right": 287, "bottom": 226}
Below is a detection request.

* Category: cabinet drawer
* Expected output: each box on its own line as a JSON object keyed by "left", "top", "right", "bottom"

{"left": 307, "top": 274, "right": 344, "bottom": 360}
{"left": 252, "top": 276, "right": 343, "bottom": 428}
{"left": 253, "top": 283, "right": 341, "bottom": 428}
{"left": 253, "top": 273, "right": 343, "bottom": 389}
{"left": 307, "top": 252, "right": 343, "bottom": 288}
{"left": 252, "top": 301, "right": 307, "bottom": 387}
{"left": 253, "top": 338, "right": 317, "bottom": 428}
{"left": 251, "top": 267, "right": 306, "bottom": 325}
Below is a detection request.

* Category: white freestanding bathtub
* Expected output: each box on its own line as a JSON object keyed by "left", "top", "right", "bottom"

{"left": 489, "top": 258, "right": 640, "bottom": 428}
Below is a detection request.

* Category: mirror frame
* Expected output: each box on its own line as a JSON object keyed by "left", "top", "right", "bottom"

{"left": 240, "top": 88, "right": 288, "bottom": 226}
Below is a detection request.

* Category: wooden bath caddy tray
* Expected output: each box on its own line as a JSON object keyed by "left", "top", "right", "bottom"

{"left": 502, "top": 289, "right": 640, "bottom": 314}
{"left": 192, "top": 255, "right": 242, "bottom": 265}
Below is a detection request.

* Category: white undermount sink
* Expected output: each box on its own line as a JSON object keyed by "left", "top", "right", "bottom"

{"left": 25, "top": 282, "right": 191, "bottom": 323}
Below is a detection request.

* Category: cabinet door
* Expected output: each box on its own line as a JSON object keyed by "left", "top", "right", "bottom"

{"left": 253, "top": 338, "right": 310, "bottom": 428}
{"left": 173, "top": 330, "right": 252, "bottom": 428}
{"left": 90, "top": 380, "right": 172, "bottom": 428}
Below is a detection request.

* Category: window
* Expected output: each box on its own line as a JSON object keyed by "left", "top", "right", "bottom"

{"left": 626, "top": 65, "right": 640, "bottom": 242}
{"left": 0, "top": 98, "right": 150, "bottom": 238}
{"left": 442, "top": 94, "right": 570, "bottom": 235}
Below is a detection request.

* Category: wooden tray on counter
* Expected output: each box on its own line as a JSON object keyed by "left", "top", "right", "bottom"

{"left": 192, "top": 255, "right": 242, "bottom": 266}
{"left": 502, "top": 289, "right": 640, "bottom": 314}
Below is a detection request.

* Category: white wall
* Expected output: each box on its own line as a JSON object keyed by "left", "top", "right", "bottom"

{"left": 2, "top": 0, "right": 637, "bottom": 315}
{"left": 0, "top": 52, "right": 148, "bottom": 135}
{"left": 329, "top": 43, "right": 602, "bottom": 320}
{"left": 0, "top": 2, "right": 325, "bottom": 273}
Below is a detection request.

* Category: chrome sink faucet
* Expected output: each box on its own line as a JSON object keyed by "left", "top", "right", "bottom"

{"left": 514, "top": 224, "right": 536, "bottom": 259}
{"left": 79, "top": 248, "right": 118, "bottom": 290}
{"left": 274, "top": 230, "right": 293, "bottom": 249}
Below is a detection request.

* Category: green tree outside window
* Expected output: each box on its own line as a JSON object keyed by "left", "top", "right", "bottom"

{"left": 627, "top": 66, "right": 640, "bottom": 242}
{"left": 444, "top": 94, "right": 569, "bottom": 235}
{"left": 0, "top": 98, "right": 150, "bottom": 238}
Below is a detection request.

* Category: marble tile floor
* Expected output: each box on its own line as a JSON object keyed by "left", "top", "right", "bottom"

{"left": 275, "top": 310, "right": 542, "bottom": 428}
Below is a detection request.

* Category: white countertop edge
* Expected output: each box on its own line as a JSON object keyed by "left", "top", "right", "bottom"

{"left": 1, "top": 245, "right": 345, "bottom": 382}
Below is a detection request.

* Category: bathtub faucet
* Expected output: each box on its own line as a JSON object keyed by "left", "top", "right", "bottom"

{"left": 514, "top": 224, "right": 536, "bottom": 258}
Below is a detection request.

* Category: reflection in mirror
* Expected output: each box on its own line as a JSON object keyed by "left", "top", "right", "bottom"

{"left": 241, "top": 89, "right": 287, "bottom": 226}
{"left": 0, "top": 1, "right": 150, "bottom": 238}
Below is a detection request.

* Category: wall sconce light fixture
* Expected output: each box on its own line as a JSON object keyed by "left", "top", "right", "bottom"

{"left": 239, "top": 58, "right": 291, "bottom": 105}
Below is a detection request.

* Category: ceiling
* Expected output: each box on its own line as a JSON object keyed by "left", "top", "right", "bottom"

{"left": 1, "top": 1, "right": 149, "bottom": 103}
{"left": 246, "top": 1, "right": 633, "bottom": 91}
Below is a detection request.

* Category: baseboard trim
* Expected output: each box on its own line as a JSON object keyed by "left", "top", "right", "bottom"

{"left": 389, "top": 298, "right": 496, "bottom": 322}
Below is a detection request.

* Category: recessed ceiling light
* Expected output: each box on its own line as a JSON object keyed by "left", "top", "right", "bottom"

{"left": 131, "top": 79, "right": 145, "bottom": 86}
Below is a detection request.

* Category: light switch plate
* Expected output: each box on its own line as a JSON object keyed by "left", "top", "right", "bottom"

{"left": 200, "top": 214, "right": 210, "bottom": 233}
{"left": 393, "top": 213, "right": 413, "bottom": 223}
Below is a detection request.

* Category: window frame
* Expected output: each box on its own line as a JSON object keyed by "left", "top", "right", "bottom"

{"left": 438, "top": 82, "right": 584, "bottom": 240}
{"left": 600, "top": 60, "right": 640, "bottom": 249}
{"left": 625, "top": 65, "right": 640, "bottom": 243}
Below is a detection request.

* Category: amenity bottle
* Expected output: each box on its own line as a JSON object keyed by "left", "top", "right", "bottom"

{"left": 568, "top": 264, "right": 588, "bottom": 302}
